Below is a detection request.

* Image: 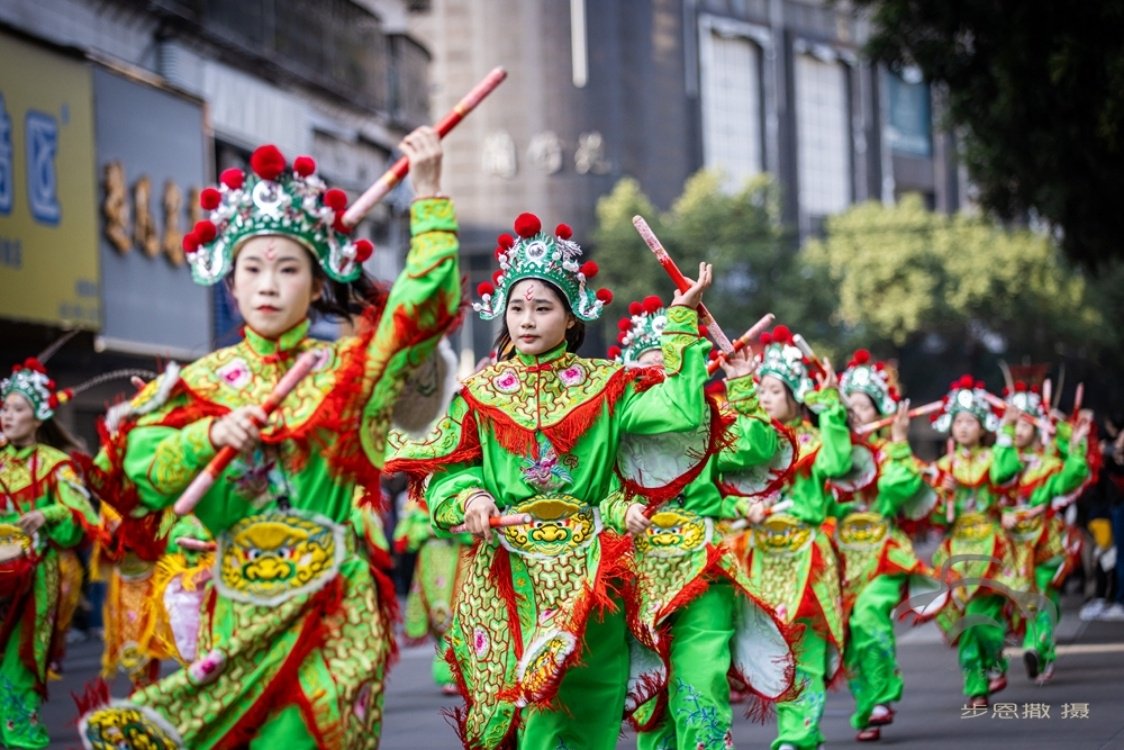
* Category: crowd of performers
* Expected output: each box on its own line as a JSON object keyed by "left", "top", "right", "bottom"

{"left": 0, "top": 126, "right": 1104, "bottom": 750}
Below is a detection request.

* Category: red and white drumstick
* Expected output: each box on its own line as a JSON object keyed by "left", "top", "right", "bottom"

{"left": 707, "top": 313, "right": 774, "bottom": 375}
{"left": 855, "top": 400, "right": 944, "bottom": 436}
{"left": 342, "top": 67, "right": 508, "bottom": 227}
{"left": 174, "top": 349, "right": 324, "bottom": 516}
{"left": 726, "top": 499, "right": 795, "bottom": 531}
{"left": 631, "top": 216, "right": 734, "bottom": 353}
{"left": 450, "top": 513, "right": 532, "bottom": 534}
{"left": 177, "top": 537, "right": 217, "bottom": 553}
{"left": 1072, "top": 383, "right": 1085, "bottom": 420}
{"left": 791, "top": 334, "right": 827, "bottom": 379}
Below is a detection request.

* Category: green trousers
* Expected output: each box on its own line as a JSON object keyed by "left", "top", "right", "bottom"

{"left": 636, "top": 582, "right": 736, "bottom": 750}
{"left": 772, "top": 619, "right": 828, "bottom": 750}
{"left": 957, "top": 594, "right": 1007, "bottom": 697}
{"left": 845, "top": 574, "right": 905, "bottom": 730}
{"left": 0, "top": 635, "right": 48, "bottom": 749}
{"left": 1023, "top": 562, "right": 1061, "bottom": 665}
{"left": 518, "top": 606, "right": 629, "bottom": 750}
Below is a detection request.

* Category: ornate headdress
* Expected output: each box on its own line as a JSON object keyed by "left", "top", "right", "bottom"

{"left": 1, "top": 358, "right": 71, "bottom": 421}
{"left": 756, "top": 325, "right": 815, "bottom": 403}
{"left": 608, "top": 295, "right": 667, "bottom": 365}
{"left": 1003, "top": 381, "right": 1045, "bottom": 419}
{"left": 840, "top": 349, "right": 900, "bottom": 415}
{"left": 183, "top": 146, "right": 374, "bottom": 286}
{"left": 473, "top": 212, "right": 613, "bottom": 322}
{"left": 931, "top": 374, "right": 1000, "bottom": 433}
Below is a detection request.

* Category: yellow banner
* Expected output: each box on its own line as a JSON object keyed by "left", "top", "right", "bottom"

{"left": 0, "top": 33, "right": 99, "bottom": 328}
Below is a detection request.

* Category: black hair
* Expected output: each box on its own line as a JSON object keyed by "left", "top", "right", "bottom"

{"left": 37, "top": 418, "right": 86, "bottom": 455}
{"left": 493, "top": 280, "right": 585, "bottom": 361}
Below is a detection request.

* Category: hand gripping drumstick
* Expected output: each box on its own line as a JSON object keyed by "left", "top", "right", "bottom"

{"left": 450, "top": 513, "right": 533, "bottom": 534}
{"left": 707, "top": 313, "right": 775, "bottom": 375}
{"left": 631, "top": 216, "right": 735, "bottom": 354}
{"left": 342, "top": 67, "right": 508, "bottom": 227}
{"left": 174, "top": 349, "right": 324, "bottom": 516}
{"left": 855, "top": 400, "right": 945, "bottom": 436}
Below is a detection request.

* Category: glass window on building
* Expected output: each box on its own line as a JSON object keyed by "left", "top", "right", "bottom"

{"left": 795, "top": 53, "right": 851, "bottom": 217}
{"left": 885, "top": 68, "right": 932, "bottom": 157}
{"left": 699, "top": 26, "right": 763, "bottom": 186}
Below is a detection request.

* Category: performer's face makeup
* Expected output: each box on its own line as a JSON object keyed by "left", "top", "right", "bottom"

{"left": 232, "top": 235, "right": 323, "bottom": 338}
{"left": 506, "top": 280, "right": 574, "bottom": 356}
{"left": 952, "top": 412, "right": 983, "bottom": 448}
{"left": 1014, "top": 419, "right": 1039, "bottom": 449}
{"left": 845, "top": 392, "right": 879, "bottom": 429}
{"left": 0, "top": 393, "right": 40, "bottom": 446}
{"left": 759, "top": 375, "right": 798, "bottom": 422}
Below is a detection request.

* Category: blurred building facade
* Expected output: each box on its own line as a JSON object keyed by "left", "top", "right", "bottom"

{"left": 0, "top": 0, "right": 432, "bottom": 445}
{"left": 410, "top": 0, "right": 967, "bottom": 356}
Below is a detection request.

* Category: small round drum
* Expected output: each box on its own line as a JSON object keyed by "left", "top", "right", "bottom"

{"left": 0, "top": 523, "right": 38, "bottom": 600}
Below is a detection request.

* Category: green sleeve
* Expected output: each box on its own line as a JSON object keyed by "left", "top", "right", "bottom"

{"left": 123, "top": 419, "right": 219, "bottom": 512}
{"left": 876, "top": 440, "right": 925, "bottom": 515}
{"left": 806, "top": 388, "right": 852, "bottom": 479}
{"left": 41, "top": 462, "right": 98, "bottom": 548}
{"left": 360, "top": 198, "right": 461, "bottom": 465}
{"left": 393, "top": 505, "right": 434, "bottom": 553}
{"left": 1041, "top": 440, "right": 1089, "bottom": 506}
{"left": 427, "top": 460, "right": 487, "bottom": 531}
{"left": 990, "top": 425, "right": 1022, "bottom": 485}
{"left": 716, "top": 378, "right": 779, "bottom": 473}
{"left": 600, "top": 487, "right": 632, "bottom": 534}
{"left": 617, "top": 306, "right": 707, "bottom": 436}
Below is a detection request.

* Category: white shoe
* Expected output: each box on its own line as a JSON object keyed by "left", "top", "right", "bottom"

{"left": 1079, "top": 598, "right": 1107, "bottom": 621}
{"left": 1098, "top": 602, "right": 1124, "bottom": 621}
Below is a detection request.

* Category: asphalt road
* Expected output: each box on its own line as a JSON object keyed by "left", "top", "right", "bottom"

{"left": 42, "top": 591, "right": 1124, "bottom": 749}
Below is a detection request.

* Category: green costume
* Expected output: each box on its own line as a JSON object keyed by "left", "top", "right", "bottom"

{"left": 390, "top": 302, "right": 710, "bottom": 749}
{"left": 0, "top": 442, "right": 97, "bottom": 749}
{"left": 994, "top": 421, "right": 1088, "bottom": 678}
{"left": 78, "top": 163, "right": 461, "bottom": 749}
{"left": 395, "top": 498, "right": 472, "bottom": 688}
{"left": 627, "top": 374, "right": 796, "bottom": 750}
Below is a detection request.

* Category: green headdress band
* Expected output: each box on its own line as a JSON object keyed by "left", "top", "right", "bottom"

{"left": 183, "top": 146, "right": 374, "bottom": 286}
{"left": 840, "top": 349, "right": 900, "bottom": 415}
{"left": 1, "top": 358, "right": 69, "bottom": 421}
{"left": 755, "top": 325, "right": 815, "bottom": 403}
{"left": 473, "top": 213, "right": 613, "bottom": 323}
{"left": 1004, "top": 381, "right": 1045, "bottom": 419}
{"left": 608, "top": 296, "right": 667, "bottom": 365}
{"left": 931, "top": 374, "right": 1000, "bottom": 433}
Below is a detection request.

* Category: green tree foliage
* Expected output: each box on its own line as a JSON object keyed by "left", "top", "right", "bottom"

{"left": 592, "top": 173, "right": 834, "bottom": 354}
{"left": 851, "top": 0, "right": 1124, "bottom": 268}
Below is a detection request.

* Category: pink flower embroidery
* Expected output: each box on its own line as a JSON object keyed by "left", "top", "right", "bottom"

{"left": 559, "top": 364, "right": 586, "bottom": 387}
{"left": 474, "top": 628, "right": 490, "bottom": 656}
{"left": 494, "top": 368, "right": 520, "bottom": 393}
{"left": 775, "top": 604, "right": 788, "bottom": 620}
{"left": 217, "top": 359, "right": 251, "bottom": 389}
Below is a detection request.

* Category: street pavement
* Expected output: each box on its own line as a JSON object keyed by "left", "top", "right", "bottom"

{"left": 42, "top": 591, "right": 1124, "bottom": 749}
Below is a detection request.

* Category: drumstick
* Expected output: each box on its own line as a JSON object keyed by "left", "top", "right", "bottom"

{"left": 173, "top": 349, "right": 323, "bottom": 516}
{"left": 342, "top": 67, "right": 508, "bottom": 227}
{"left": 856, "top": 400, "right": 944, "bottom": 435}
{"left": 707, "top": 313, "right": 774, "bottom": 375}
{"left": 177, "top": 538, "right": 217, "bottom": 553}
{"left": 450, "top": 513, "right": 532, "bottom": 534}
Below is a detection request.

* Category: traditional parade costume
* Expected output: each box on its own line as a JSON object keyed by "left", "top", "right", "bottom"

{"left": 0, "top": 360, "right": 99, "bottom": 749}
{"left": 394, "top": 495, "right": 472, "bottom": 692}
{"left": 738, "top": 327, "right": 850, "bottom": 750}
{"left": 835, "top": 350, "right": 943, "bottom": 741}
{"left": 994, "top": 382, "right": 1088, "bottom": 685}
{"left": 79, "top": 145, "right": 462, "bottom": 748}
{"left": 389, "top": 214, "right": 714, "bottom": 749}
{"left": 608, "top": 297, "right": 795, "bottom": 750}
{"left": 927, "top": 376, "right": 1025, "bottom": 707}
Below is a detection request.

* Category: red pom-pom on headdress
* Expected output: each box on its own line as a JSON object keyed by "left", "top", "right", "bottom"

{"left": 772, "top": 324, "right": 792, "bottom": 343}
{"left": 642, "top": 295, "right": 662, "bottom": 314}
{"left": 1014, "top": 381, "right": 1027, "bottom": 392}
{"left": 596, "top": 288, "right": 613, "bottom": 303}
{"left": 477, "top": 281, "right": 495, "bottom": 297}
{"left": 618, "top": 318, "right": 633, "bottom": 332}
{"left": 182, "top": 232, "right": 200, "bottom": 255}
{"left": 955, "top": 374, "right": 974, "bottom": 389}
{"left": 352, "top": 238, "right": 374, "bottom": 263}
{"left": 760, "top": 332, "right": 773, "bottom": 345}
{"left": 193, "top": 220, "right": 217, "bottom": 244}
{"left": 851, "top": 348, "right": 871, "bottom": 365}
{"left": 698, "top": 324, "right": 709, "bottom": 338}
{"left": 293, "top": 155, "right": 317, "bottom": 177}
{"left": 975, "top": 380, "right": 986, "bottom": 390}
{"left": 514, "top": 213, "right": 542, "bottom": 238}
{"left": 580, "top": 261, "right": 599, "bottom": 279}
{"left": 497, "top": 233, "right": 515, "bottom": 249}
{"left": 607, "top": 345, "right": 622, "bottom": 360}
{"left": 628, "top": 301, "right": 643, "bottom": 316}
{"left": 249, "top": 145, "right": 286, "bottom": 181}
{"left": 220, "top": 168, "right": 245, "bottom": 190}
{"left": 199, "top": 187, "right": 222, "bottom": 211}
{"left": 324, "top": 188, "right": 348, "bottom": 212}
{"left": 555, "top": 223, "right": 573, "bottom": 240}
{"left": 492, "top": 270, "right": 504, "bottom": 284}
{"left": 24, "top": 357, "right": 45, "bottom": 373}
